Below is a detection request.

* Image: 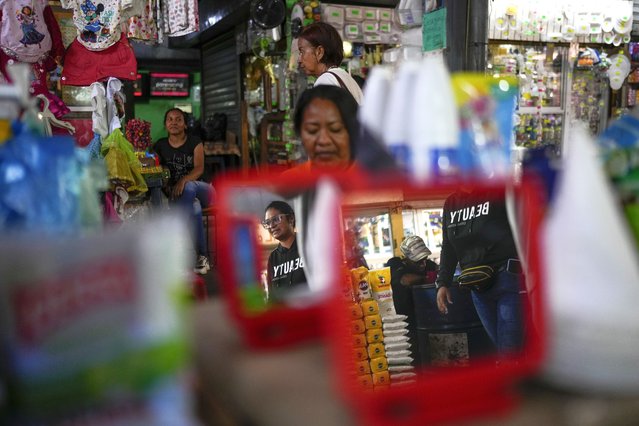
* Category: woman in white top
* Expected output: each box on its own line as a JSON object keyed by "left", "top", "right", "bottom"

{"left": 297, "top": 22, "right": 364, "bottom": 105}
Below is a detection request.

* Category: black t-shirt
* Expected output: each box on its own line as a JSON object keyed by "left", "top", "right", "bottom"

{"left": 437, "top": 188, "right": 518, "bottom": 288}
{"left": 267, "top": 239, "right": 308, "bottom": 300}
{"left": 153, "top": 135, "right": 202, "bottom": 187}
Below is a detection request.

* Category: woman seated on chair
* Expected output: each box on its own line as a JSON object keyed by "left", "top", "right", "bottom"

{"left": 153, "top": 108, "right": 214, "bottom": 275}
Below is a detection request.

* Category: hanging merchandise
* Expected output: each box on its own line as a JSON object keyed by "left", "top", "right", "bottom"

{"left": 105, "top": 76, "right": 125, "bottom": 133}
{"left": 407, "top": 54, "right": 460, "bottom": 182}
{"left": 487, "top": 43, "right": 565, "bottom": 149}
{"left": 160, "top": 0, "right": 199, "bottom": 38}
{"left": 395, "top": 0, "right": 423, "bottom": 28}
{"left": 60, "top": 0, "right": 133, "bottom": 51}
{"left": 122, "top": 0, "right": 159, "bottom": 43}
{"left": 607, "top": 53, "right": 631, "bottom": 91}
{"left": 0, "top": 0, "right": 69, "bottom": 119}
{"left": 100, "top": 128, "right": 147, "bottom": 195}
{"left": 90, "top": 81, "right": 108, "bottom": 138}
{"left": 59, "top": 1, "right": 137, "bottom": 85}
{"left": 358, "top": 60, "right": 519, "bottom": 182}
{"left": 380, "top": 61, "right": 419, "bottom": 173}
{"left": 488, "top": 0, "right": 633, "bottom": 44}
{"left": 451, "top": 74, "right": 518, "bottom": 179}
{"left": 0, "top": 0, "right": 65, "bottom": 73}
{"left": 61, "top": 34, "right": 137, "bottom": 86}
{"left": 570, "top": 48, "right": 610, "bottom": 136}
{"left": 0, "top": 121, "right": 106, "bottom": 233}
{"left": 34, "top": 94, "right": 76, "bottom": 137}
{"left": 543, "top": 122, "right": 639, "bottom": 393}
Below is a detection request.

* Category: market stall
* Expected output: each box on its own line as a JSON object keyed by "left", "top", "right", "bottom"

{"left": 487, "top": 0, "right": 637, "bottom": 152}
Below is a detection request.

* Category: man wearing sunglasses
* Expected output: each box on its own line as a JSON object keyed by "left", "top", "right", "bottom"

{"left": 263, "top": 200, "right": 308, "bottom": 301}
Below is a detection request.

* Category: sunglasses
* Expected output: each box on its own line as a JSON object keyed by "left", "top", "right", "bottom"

{"left": 261, "top": 214, "right": 288, "bottom": 229}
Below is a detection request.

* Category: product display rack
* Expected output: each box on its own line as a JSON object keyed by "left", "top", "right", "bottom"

{"left": 487, "top": 41, "right": 569, "bottom": 151}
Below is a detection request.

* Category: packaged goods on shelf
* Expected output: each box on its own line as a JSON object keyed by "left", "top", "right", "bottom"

{"left": 368, "top": 267, "right": 395, "bottom": 316}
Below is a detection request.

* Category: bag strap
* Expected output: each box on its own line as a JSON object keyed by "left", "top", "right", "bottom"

{"left": 326, "top": 70, "right": 348, "bottom": 90}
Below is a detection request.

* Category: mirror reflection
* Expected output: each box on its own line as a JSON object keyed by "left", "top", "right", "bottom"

{"left": 262, "top": 200, "right": 308, "bottom": 302}
{"left": 223, "top": 180, "right": 534, "bottom": 387}
{"left": 339, "top": 184, "right": 532, "bottom": 388}
{"left": 225, "top": 185, "right": 313, "bottom": 307}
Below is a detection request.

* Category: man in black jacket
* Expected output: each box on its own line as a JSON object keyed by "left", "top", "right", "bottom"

{"left": 435, "top": 186, "right": 524, "bottom": 355}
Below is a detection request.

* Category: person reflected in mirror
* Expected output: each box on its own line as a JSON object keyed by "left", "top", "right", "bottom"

{"left": 264, "top": 200, "right": 308, "bottom": 301}
{"left": 386, "top": 236, "right": 439, "bottom": 365}
{"left": 436, "top": 185, "right": 525, "bottom": 356}
{"left": 153, "top": 108, "right": 214, "bottom": 275}
{"left": 344, "top": 228, "right": 369, "bottom": 270}
{"left": 297, "top": 22, "right": 364, "bottom": 104}
{"left": 285, "top": 85, "right": 359, "bottom": 176}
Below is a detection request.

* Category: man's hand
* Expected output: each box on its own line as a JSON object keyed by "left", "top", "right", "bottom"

{"left": 436, "top": 286, "right": 453, "bottom": 314}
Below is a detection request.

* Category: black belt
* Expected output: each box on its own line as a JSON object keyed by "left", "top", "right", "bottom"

{"left": 496, "top": 258, "right": 522, "bottom": 275}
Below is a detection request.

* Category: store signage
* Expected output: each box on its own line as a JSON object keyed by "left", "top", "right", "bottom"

{"left": 150, "top": 73, "right": 190, "bottom": 97}
{"left": 422, "top": 7, "right": 447, "bottom": 52}
{"left": 133, "top": 73, "right": 150, "bottom": 98}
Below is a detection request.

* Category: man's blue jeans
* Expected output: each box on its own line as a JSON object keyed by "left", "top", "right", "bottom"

{"left": 471, "top": 269, "right": 525, "bottom": 354}
{"left": 174, "top": 181, "right": 214, "bottom": 257}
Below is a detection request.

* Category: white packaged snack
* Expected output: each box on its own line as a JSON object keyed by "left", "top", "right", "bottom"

{"left": 391, "top": 372, "right": 418, "bottom": 381}
{"left": 383, "top": 321, "right": 409, "bottom": 331}
{"left": 382, "top": 314, "right": 408, "bottom": 323}
{"left": 388, "top": 365, "right": 415, "bottom": 373}
{"left": 385, "top": 341, "right": 411, "bottom": 351}
{"left": 384, "top": 335, "right": 410, "bottom": 344}
{"left": 383, "top": 328, "right": 409, "bottom": 337}
{"left": 386, "top": 350, "right": 412, "bottom": 358}
{"left": 387, "top": 356, "right": 413, "bottom": 365}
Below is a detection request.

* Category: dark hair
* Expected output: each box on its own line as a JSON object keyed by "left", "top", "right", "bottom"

{"left": 265, "top": 200, "right": 295, "bottom": 226}
{"left": 164, "top": 107, "right": 188, "bottom": 125}
{"left": 299, "top": 22, "right": 344, "bottom": 67}
{"left": 293, "top": 85, "right": 359, "bottom": 160}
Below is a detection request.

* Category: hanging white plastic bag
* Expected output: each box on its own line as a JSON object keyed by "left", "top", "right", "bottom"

{"left": 396, "top": 0, "right": 423, "bottom": 28}
{"left": 542, "top": 123, "right": 639, "bottom": 393}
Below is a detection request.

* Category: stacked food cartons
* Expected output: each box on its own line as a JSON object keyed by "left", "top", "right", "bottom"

{"left": 368, "top": 267, "right": 417, "bottom": 386}
{"left": 348, "top": 266, "right": 417, "bottom": 389}
{"left": 349, "top": 267, "right": 390, "bottom": 390}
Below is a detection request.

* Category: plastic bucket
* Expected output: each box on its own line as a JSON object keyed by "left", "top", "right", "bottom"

{"left": 411, "top": 284, "right": 495, "bottom": 366}
{"left": 412, "top": 283, "right": 481, "bottom": 329}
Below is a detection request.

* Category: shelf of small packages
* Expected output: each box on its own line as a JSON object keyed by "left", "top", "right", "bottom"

{"left": 517, "top": 106, "right": 564, "bottom": 114}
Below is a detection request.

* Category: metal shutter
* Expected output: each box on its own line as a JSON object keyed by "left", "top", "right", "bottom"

{"left": 201, "top": 32, "right": 241, "bottom": 140}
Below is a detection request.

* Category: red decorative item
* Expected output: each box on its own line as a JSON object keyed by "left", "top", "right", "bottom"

{"left": 125, "top": 118, "right": 152, "bottom": 151}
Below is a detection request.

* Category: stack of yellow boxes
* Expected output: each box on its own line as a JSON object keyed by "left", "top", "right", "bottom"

{"left": 349, "top": 267, "right": 390, "bottom": 390}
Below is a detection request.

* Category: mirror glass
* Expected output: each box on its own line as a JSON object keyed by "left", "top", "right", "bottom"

{"left": 338, "top": 184, "right": 535, "bottom": 388}
{"left": 222, "top": 184, "right": 317, "bottom": 309}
